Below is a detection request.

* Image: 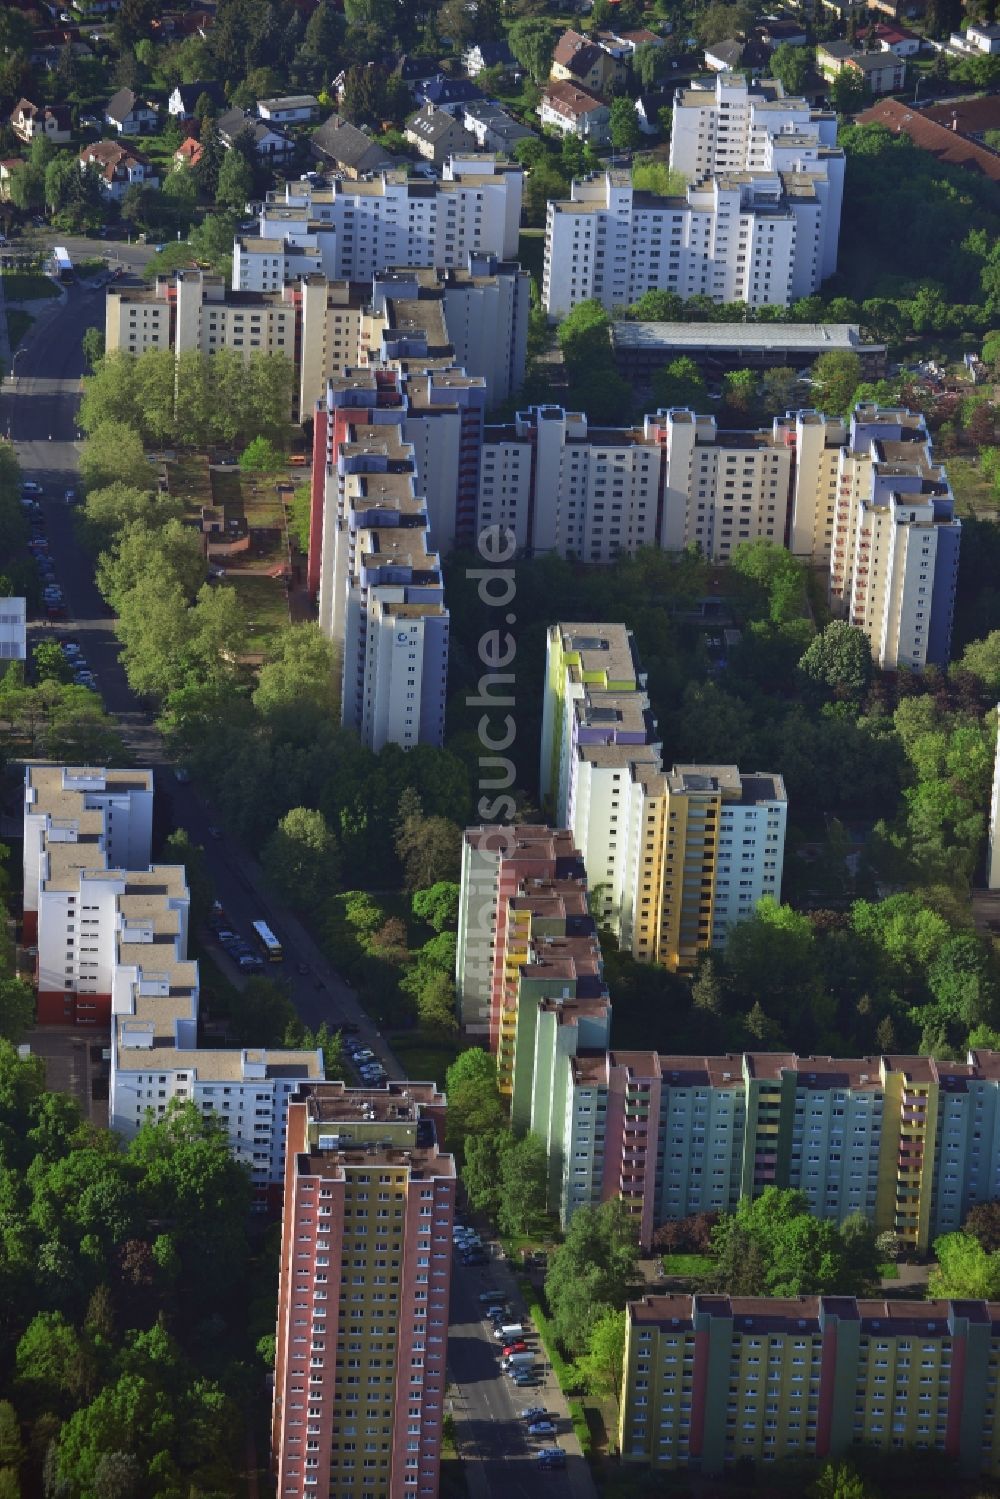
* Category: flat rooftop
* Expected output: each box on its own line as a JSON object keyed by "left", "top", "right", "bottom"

{"left": 612, "top": 322, "right": 881, "bottom": 354}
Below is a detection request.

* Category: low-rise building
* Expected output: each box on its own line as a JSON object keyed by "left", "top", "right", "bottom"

{"left": 217, "top": 108, "right": 293, "bottom": 159}
{"left": 550, "top": 28, "right": 627, "bottom": 92}
{"left": 405, "top": 104, "right": 476, "bottom": 165}
{"left": 857, "top": 98, "right": 1000, "bottom": 184}
{"left": 459, "top": 100, "right": 535, "bottom": 154}
{"left": 10, "top": 97, "right": 71, "bottom": 144}
{"left": 0, "top": 597, "right": 26, "bottom": 664}
{"left": 463, "top": 39, "right": 515, "bottom": 77}
{"left": 309, "top": 113, "right": 395, "bottom": 177}
{"left": 79, "top": 139, "right": 159, "bottom": 199}
{"left": 856, "top": 21, "right": 922, "bottom": 55}
{"left": 538, "top": 81, "right": 612, "bottom": 144}
{"left": 621, "top": 1294, "right": 1000, "bottom": 1476}
{"left": 105, "top": 87, "right": 159, "bottom": 134}
{"left": 950, "top": 21, "right": 1000, "bottom": 54}
{"left": 256, "top": 94, "right": 319, "bottom": 124}
{"left": 817, "top": 40, "right": 908, "bottom": 91}
{"left": 611, "top": 319, "right": 885, "bottom": 385}
{"left": 414, "top": 74, "right": 485, "bottom": 114}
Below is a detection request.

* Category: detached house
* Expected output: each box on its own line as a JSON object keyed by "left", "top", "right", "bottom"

{"left": 817, "top": 41, "right": 908, "bottom": 93}
{"left": 217, "top": 108, "right": 293, "bottom": 159}
{"left": 463, "top": 40, "right": 515, "bottom": 77}
{"left": 550, "top": 29, "right": 626, "bottom": 92}
{"left": 173, "top": 137, "right": 204, "bottom": 169}
{"left": 405, "top": 104, "right": 476, "bottom": 165}
{"left": 257, "top": 95, "right": 319, "bottom": 124}
{"left": 105, "top": 88, "right": 159, "bottom": 135}
{"left": 80, "top": 140, "right": 159, "bottom": 200}
{"left": 310, "top": 114, "right": 394, "bottom": 178}
{"left": 539, "top": 80, "right": 611, "bottom": 144}
{"left": 10, "top": 98, "right": 72, "bottom": 145}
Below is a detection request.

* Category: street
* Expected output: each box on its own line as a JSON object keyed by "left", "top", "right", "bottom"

{"left": 3, "top": 239, "right": 596, "bottom": 1499}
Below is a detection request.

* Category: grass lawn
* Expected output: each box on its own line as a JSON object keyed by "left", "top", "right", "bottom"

{"left": 390, "top": 1033, "right": 460, "bottom": 1084}
{"left": 230, "top": 573, "right": 290, "bottom": 639}
{"left": 879, "top": 1262, "right": 900, "bottom": 1280}
{"left": 0, "top": 270, "right": 59, "bottom": 301}
{"left": 661, "top": 1252, "right": 714, "bottom": 1277}
{"left": 949, "top": 454, "right": 998, "bottom": 516}
{"left": 6, "top": 309, "right": 34, "bottom": 352}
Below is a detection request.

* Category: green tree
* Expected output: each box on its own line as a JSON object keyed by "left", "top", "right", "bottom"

{"left": 609, "top": 97, "right": 641, "bottom": 153}
{"left": 409, "top": 967, "right": 458, "bottom": 1038}
{"left": 758, "top": 365, "right": 800, "bottom": 415}
{"left": 830, "top": 67, "right": 865, "bottom": 115}
{"left": 462, "top": 1130, "right": 507, "bottom": 1220}
{"left": 411, "top": 882, "right": 460, "bottom": 933}
{"left": 957, "top": 630, "right": 1000, "bottom": 694}
{"left": 252, "top": 624, "right": 339, "bottom": 726}
{"left": 577, "top": 1309, "right": 626, "bottom": 1404}
{"left": 95, "top": 518, "right": 205, "bottom": 611}
{"left": 498, "top": 1132, "right": 547, "bottom": 1236}
{"left": 722, "top": 368, "right": 756, "bottom": 415}
{"left": 215, "top": 148, "right": 254, "bottom": 212}
{"left": 79, "top": 426, "right": 154, "bottom": 496}
{"left": 0, "top": 1402, "right": 24, "bottom": 1473}
{"left": 651, "top": 356, "right": 707, "bottom": 410}
{"left": 395, "top": 812, "right": 461, "bottom": 890}
{"left": 81, "top": 327, "right": 105, "bottom": 372}
{"left": 444, "top": 1049, "right": 504, "bottom": 1160}
{"left": 240, "top": 435, "right": 284, "bottom": 471}
{"left": 545, "top": 1199, "right": 639, "bottom": 1357}
{"left": 697, "top": 1, "right": 752, "bottom": 45}
{"left": 7, "top": 163, "right": 45, "bottom": 213}
{"left": 812, "top": 350, "right": 864, "bottom": 414}
{"left": 507, "top": 19, "right": 555, "bottom": 81}
{"left": 32, "top": 639, "right": 73, "bottom": 685}
{"left": 0, "top": 979, "right": 35, "bottom": 1044}
{"left": 797, "top": 621, "right": 874, "bottom": 701}
{"left": 262, "top": 807, "right": 342, "bottom": 911}
{"left": 725, "top": 897, "right": 821, "bottom": 1031}
{"left": 811, "top": 1464, "right": 877, "bottom": 1499}
{"left": 930, "top": 1230, "right": 1000, "bottom": 1299}
{"left": 15, "top": 1313, "right": 96, "bottom": 1415}
{"left": 964, "top": 1201, "right": 1000, "bottom": 1253}
{"left": 770, "top": 42, "right": 810, "bottom": 95}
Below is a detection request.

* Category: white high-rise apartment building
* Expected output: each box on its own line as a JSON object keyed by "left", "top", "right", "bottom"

{"left": 0, "top": 597, "right": 26, "bottom": 662}
{"left": 235, "top": 156, "right": 523, "bottom": 291}
{"left": 313, "top": 384, "right": 450, "bottom": 751}
{"left": 542, "top": 72, "right": 843, "bottom": 317}
{"left": 989, "top": 710, "right": 1000, "bottom": 890}
{"left": 828, "top": 406, "right": 961, "bottom": 669}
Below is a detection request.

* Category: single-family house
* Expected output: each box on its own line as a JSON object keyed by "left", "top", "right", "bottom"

{"left": 463, "top": 40, "right": 515, "bottom": 77}
{"left": 759, "top": 18, "right": 809, "bottom": 45}
{"left": 538, "top": 80, "right": 611, "bottom": 144}
{"left": 36, "top": 40, "right": 93, "bottom": 72}
{"left": 105, "top": 88, "right": 159, "bottom": 135}
{"left": 10, "top": 98, "right": 72, "bottom": 145}
{"left": 705, "top": 39, "right": 744, "bottom": 71}
{"left": 405, "top": 105, "right": 477, "bottom": 165}
{"left": 817, "top": 40, "right": 907, "bottom": 92}
{"left": 395, "top": 54, "right": 444, "bottom": 89}
{"left": 173, "top": 136, "right": 204, "bottom": 169}
{"left": 309, "top": 114, "right": 395, "bottom": 178}
{"left": 550, "top": 30, "right": 626, "bottom": 92}
{"left": 603, "top": 28, "right": 666, "bottom": 54}
{"left": 80, "top": 140, "right": 159, "bottom": 200}
{"left": 167, "top": 81, "right": 227, "bottom": 119}
{"left": 855, "top": 21, "right": 921, "bottom": 55}
{"left": 460, "top": 99, "right": 535, "bottom": 153}
{"left": 217, "top": 108, "right": 293, "bottom": 159}
{"left": 257, "top": 95, "right": 319, "bottom": 124}
{"left": 414, "top": 75, "right": 485, "bottom": 115}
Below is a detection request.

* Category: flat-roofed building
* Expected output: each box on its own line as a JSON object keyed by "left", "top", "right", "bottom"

{"left": 271, "top": 1082, "right": 455, "bottom": 1499}
{"left": 622, "top": 1292, "right": 1000, "bottom": 1475}
{"left": 611, "top": 320, "right": 885, "bottom": 386}
{"left": 0, "top": 596, "right": 26, "bottom": 664}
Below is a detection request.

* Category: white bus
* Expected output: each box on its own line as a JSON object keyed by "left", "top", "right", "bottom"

{"left": 252, "top": 919, "right": 283, "bottom": 962}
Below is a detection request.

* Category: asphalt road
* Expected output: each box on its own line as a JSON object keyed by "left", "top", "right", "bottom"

{"left": 4, "top": 240, "right": 587, "bottom": 1496}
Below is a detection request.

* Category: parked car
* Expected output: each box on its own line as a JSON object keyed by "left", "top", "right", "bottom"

{"left": 503, "top": 1342, "right": 528, "bottom": 1357}
{"left": 520, "top": 1407, "right": 548, "bottom": 1422}
{"left": 478, "top": 1289, "right": 505, "bottom": 1305}
{"left": 20, "top": 481, "right": 41, "bottom": 495}
{"left": 64, "top": 488, "right": 76, "bottom": 504}
{"left": 535, "top": 1448, "right": 565, "bottom": 1468}
{"left": 528, "top": 1421, "right": 556, "bottom": 1439}
{"left": 511, "top": 1371, "right": 537, "bottom": 1387}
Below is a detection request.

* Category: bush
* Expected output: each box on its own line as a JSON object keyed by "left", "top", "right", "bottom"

{"left": 517, "top": 1278, "right": 582, "bottom": 1395}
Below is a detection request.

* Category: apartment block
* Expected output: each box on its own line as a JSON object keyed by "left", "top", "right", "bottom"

{"left": 454, "top": 825, "right": 586, "bottom": 1040}
{"left": 310, "top": 382, "right": 454, "bottom": 752}
{"left": 828, "top": 406, "right": 960, "bottom": 669}
{"left": 554, "top": 1048, "right": 1000, "bottom": 1250}
{"left": 539, "top": 621, "right": 647, "bottom": 813}
{"left": 271, "top": 1081, "right": 455, "bottom": 1499}
{"left": 107, "top": 256, "right": 527, "bottom": 421}
{"left": 236, "top": 156, "right": 523, "bottom": 292}
{"left": 478, "top": 406, "right": 848, "bottom": 570}
{"left": 621, "top": 1294, "right": 1000, "bottom": 1477}
{"left": 543, "top": 143, "right": 841, "bottom": 318}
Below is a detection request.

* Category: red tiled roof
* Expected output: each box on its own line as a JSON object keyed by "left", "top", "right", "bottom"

{"left": 924, "top": 95, "right": 1000, "bottom": 135}
{"left": 543, "top": 79, "right": 608, "bottom": 119}
{"left": 856, "top": 98, "right": 1000, "bottom": 183}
